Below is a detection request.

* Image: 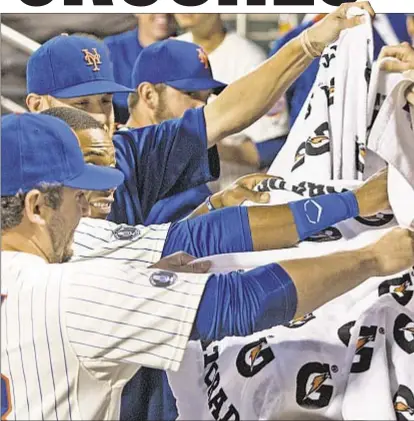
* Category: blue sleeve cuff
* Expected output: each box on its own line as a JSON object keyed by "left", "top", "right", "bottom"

{"left": 289, "top": 191, "right": 360, "bottom": 241}
{"left": 162, "top": 206, "right": 253, "bottom": 258}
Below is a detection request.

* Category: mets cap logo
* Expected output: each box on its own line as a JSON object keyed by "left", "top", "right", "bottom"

{"left": 197, "top": 48, "right": 209, "bottom": 69}
{"left": 82, "top": 48, "right": 102, "bottom": 72}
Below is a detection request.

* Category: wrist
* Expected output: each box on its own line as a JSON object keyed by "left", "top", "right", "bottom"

{"left": 305, "top": 26, "right": 326, "bottom": 57}
{"left": 359, "top": 246, "right": 381, "bottom": 278}
{"left": 300, "top": 29, "right": 322, "bottom": 59}
{"left": 207, "top": 193, "right": 223, "bottom": 211}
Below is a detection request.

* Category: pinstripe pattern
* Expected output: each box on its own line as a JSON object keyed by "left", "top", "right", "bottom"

{"left": 1, "top": 250, "right": 209, "bottom": 420}
{"left": 72, "top": 217, "right": 169, "bottom": 266}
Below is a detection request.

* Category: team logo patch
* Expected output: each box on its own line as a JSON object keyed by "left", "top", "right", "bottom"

{"left": 394, "top": 385, "right": 414, "bottom": 421}
{"left": 197, "top": 48, "right": 209, "bottom": 69}
{"left": 149, "top": 271, "right": 177, "bottom": 288}
{"left": 82, "top": 48, "right": 102, "bottom": 71}
{"left": 304, "top": 199, "right": 323, "bottom": 224}
{"left": 296, "top": 362, "right": 335, "bottom": 409}
{"left": 113, "top": 225, "right": 140, "bottom": 241}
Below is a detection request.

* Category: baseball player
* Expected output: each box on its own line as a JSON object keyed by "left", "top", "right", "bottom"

{"left": 124, "top": 39, "right": 227, "bottom": 224}
{"left": 40, "top": 106, "right": 391, "bottom": 261}
{"left": 104, "top": 14, "right": 176, "bottom": 123}
{"left": 4, "top": 112, "right": 411, "bottom": 421}
{"left": 40, "top": 107, "right": 392, "bottom": 421}
{"left": 26, "top": 2, "right": 375, "bottom": 231}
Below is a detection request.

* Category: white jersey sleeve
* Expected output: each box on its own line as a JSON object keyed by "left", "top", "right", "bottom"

{"left": 63, "top": 260, "right": 209, "bottom": 373}
{"left": 71, "top": 217, "right": 170, "bottom": 266}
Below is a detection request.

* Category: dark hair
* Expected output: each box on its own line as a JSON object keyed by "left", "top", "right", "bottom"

{"left": 1, "top": 183, "right": 63, "bottom": 231}
{"left": 41, "top": 107, "right": 104, "bottom": 131}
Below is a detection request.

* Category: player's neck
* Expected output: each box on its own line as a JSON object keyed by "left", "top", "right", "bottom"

{"left": 191, "top": 24, "right": 226, "bottom": 54}
{"left": 126, "top": 106, "right": 154, "bottom": 129}
{"left": 138, "top": 29, "right": 159, "bottom": 48}
{"left": 2, "top": 231, "right": 50, "bottom": 263}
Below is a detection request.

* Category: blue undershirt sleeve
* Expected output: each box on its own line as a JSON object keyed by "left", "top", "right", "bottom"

{"left": 162, "top": 206, "right": 253, "bottom": 258}
{"left": 190, "top": 263, "right": 297, "bottom": 341}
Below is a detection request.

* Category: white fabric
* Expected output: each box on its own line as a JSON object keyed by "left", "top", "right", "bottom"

{"left": 1, "top": 251, "right": 209, "bottom": 420}
{"left": 367, "top": 67, "right": 414, "bottom": 230}
{"left": 268, "top": 9, "right": 374, "bottom": 181}
{"left": 71, "top": 217, "right": 170, "bottom": 266}
{"left": 169, "top": 263, "right": 414, "bottom": 420}
{"left": 177, "top": 31, "right": 289, "bottom": 190}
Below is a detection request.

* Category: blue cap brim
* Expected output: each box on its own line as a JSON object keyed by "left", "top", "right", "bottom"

{"left": 52, "top": 80, "right": 134, "bottom": 98}
{"left": 65, "top": 164, "right": 124, "bottom": 191}
{"left": 165, "top": 78, "right": 227, "bottom": 92}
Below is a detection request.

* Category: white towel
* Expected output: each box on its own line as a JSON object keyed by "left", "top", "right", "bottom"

{"left": 367, "top": 68, "right": 414, "bottom": 230}
{"left": 268, "top": 8, "right": 373, "bottom": 182}
{"left": 170, "top": 244, "right": 414, "bottom": 420}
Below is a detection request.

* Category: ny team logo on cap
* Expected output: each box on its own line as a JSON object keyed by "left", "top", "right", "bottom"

{"left": 197, "top": 48, "right": 209, "bottom": 69}
{"left": 82, "top": 48, "right": 102, "bottom": 72}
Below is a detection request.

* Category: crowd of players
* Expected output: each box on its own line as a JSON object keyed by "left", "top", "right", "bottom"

{"left": 2, "top": 6, "right": 414, "bottom": 420}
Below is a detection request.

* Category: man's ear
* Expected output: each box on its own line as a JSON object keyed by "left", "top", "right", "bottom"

{"left": 24, "top": 190, "right": 47, "bottom": 226}
{"left": 26, "top": 93, "right": 48, "bottom": 113}
{"left": 137, "top": 82, "right": 159, "bottom": 110}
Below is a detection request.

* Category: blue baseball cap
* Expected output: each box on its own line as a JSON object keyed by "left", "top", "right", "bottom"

{"left": 131, "top": 39, "right": 227, "bottom": 92}
{"left": 1, "top": 113, "right": 124, "bottom": 196}
{"left": 26, "top": 34, "right": 134, "bottom": 98}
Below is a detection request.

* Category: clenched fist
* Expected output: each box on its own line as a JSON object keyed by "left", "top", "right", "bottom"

{"left": 307, "top": 1, "right": 375, "bottom": 56}
{"left": 367, "top": 228, "right": 414, "bottom": 277}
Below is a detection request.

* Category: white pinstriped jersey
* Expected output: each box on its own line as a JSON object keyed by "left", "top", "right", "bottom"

{"left": 72, "top": 217, "right": 170, "bottom": 266}
{"left": 1, "top": 250, "right": 209, "bottom": 420}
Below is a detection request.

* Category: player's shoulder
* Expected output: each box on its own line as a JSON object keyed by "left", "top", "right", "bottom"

{"left": 114, "top": 108, "right": 202, "bottom": 143}
{"left": 104, "top": 27, "right": 138, "bottom": 49}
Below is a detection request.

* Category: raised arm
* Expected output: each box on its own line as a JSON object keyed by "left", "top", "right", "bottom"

{"left": 204, "top": 2, "right": 374, "bottom": 147}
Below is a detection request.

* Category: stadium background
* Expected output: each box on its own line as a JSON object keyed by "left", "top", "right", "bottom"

{"left": 1, "top": 13, "right": 303, "bottom": 113}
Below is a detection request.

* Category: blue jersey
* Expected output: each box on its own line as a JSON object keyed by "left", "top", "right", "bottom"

{"left": 109, "top": 107, "right": 219, "bottom": 226}
{"left": 270, "top": 14, "right": 411, "bottom": 128}
{"left": 144, "top": 183, "right": 211, "bottom": 224}
{"left": 104, "top": 28, "right": 143, "bottom": 123}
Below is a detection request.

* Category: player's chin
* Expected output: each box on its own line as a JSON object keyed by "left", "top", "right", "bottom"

{"left": 89, "top": 202, "right": 113, "bottom": 219}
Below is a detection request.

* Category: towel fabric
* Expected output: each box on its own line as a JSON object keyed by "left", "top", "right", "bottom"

{"left": 169, "top": 234, "right": 414, "bottom": 420}
{"left": 367, "top": 66, "right": 414, "bottom": 230}
{"left": 268, "top": 8, "right": 373, "bottom": 182}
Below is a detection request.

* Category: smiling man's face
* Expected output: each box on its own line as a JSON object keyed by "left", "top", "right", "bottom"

{"left": 76, "top": 127, "right": 117, "bottom": 219}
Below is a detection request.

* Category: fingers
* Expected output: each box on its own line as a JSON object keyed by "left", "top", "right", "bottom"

{"left": 352, "top": 1, "right": 375, "bottom": 18}
{"left": 241, "top": 188, "right": 270, "bottom": 204}
{"left": 380, "top": 59, "right": 412, "bottom": 73}
{"left": 183, "top": 260, "right": 212, "bottom": 274}
{"left": 378, "top": 43, "right": 414, "bottom": 73}
{"left": 172, "top": 251, "right": 198, "bottom": 265}
{"left": 240, "top": 173, "right": 275, "bottom": 188}
{"left": 341, "top": 14, "right": 365, "bottom": 30}
{"left": 340, "top": 1, "right": 375, "bottom": 19}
